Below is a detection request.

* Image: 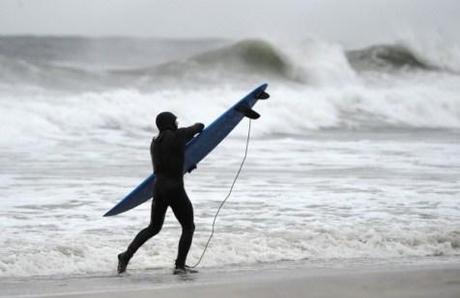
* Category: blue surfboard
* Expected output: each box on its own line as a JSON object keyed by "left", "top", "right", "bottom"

{"left": 104, "top": 83, "right": 269, "bottom": 217}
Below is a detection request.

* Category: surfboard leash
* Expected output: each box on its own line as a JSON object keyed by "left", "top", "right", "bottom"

{"left": 190, "top": 119, "right": 252, "bottom": 268}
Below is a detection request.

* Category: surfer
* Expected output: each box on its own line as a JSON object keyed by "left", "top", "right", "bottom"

{"left": 117, "top": 111, "right": 204, "bottom": 275}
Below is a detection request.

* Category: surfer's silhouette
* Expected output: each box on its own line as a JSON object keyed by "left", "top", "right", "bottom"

{"left": 117, "top": 111, "right": 204, "bottom": 275}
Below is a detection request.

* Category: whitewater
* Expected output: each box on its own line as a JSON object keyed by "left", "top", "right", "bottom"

{"left": 0, "top": 36, "right": 459, "bottom": 278}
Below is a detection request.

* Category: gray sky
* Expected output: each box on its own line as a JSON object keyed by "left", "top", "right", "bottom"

{"left": 1, "top": 0, "right": 459, "bottom": 47}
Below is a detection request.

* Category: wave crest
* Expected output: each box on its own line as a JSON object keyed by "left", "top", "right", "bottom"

{"left": 117, "top": 39, "right": 292, "bottom": 84}
{"left": 346, "top": 44, "right": 436, "bottom": 72}
{"left": 194, "top": 39, "right": 290, "bottom": 75}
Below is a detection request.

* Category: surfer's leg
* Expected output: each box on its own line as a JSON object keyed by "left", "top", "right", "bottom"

{"left": 118, "top": 198, "right": 168, "bottom": 273}
{"left": 170, "top": 189, "right": 195, "bottom": 268}
{"left": 125, "top": 197, "right": 168, "bottom": 259}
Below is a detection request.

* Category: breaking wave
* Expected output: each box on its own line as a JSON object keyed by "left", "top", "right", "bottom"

{"left": 2, "top": 81, "right": 460, "bottom": 147}
{"left": 2, "top": 37, "right": 459, "bottom": 91}
{"left": 143, "top": 39, "right": 289, "bottom": 77}
{"left": 346, "top": 44, "right": 436, "bottom": 72}
{"left": 1, "top": 36, "right": 460, "bottom": 144}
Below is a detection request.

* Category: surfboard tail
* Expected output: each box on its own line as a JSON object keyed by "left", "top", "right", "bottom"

{"left": 258, "top": 91, "right": 270, "bottom": 99}
{"left": 235, "top": 105, "right": 260, "bottom": 119}
{"left": 235, "top": 89, "right": 269, "bottom": 119}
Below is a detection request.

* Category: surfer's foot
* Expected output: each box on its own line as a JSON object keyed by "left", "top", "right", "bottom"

{"left": 173, "top": 265, "right": 198, "bottom": 275}
{"left": 117, "top": 252, "right": 129, "bottom": 274}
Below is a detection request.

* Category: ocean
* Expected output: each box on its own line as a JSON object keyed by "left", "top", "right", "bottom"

{"left": 0, "top": 36, "right": 459, "bottom": 278}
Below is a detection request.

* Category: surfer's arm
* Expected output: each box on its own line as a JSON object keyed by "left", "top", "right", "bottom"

{"left": 178, "top": 123, "right": 205, "bottom": 142}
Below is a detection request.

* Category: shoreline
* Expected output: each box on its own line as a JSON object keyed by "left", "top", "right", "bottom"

{"left": 2, "top": 259, "right": 460, "bottom": 298}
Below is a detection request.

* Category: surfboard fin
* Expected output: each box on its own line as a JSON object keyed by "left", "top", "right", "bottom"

{"left": 235, "top": 105, "right": 260, "bottom": 119}
{"left": 257, "top": 91, "right": 270, "bottom": 99}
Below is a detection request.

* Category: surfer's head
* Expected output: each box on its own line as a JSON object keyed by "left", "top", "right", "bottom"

{"left": 156, "top": 111, "right": 178, "bottom": 131}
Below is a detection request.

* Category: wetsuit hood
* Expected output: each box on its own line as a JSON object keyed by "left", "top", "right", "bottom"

{"left": 156, "top": 112, "right": 177, "bottom": 131}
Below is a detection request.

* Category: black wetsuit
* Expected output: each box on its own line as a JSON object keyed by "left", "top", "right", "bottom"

{"left": 124, "top": 114, "right": 204, "bottom": 268}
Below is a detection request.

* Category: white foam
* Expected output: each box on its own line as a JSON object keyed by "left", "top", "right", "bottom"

{"left": 279, "top": 39, "right": 360, "bottom": 86}
{"left": 1, "top": 133, "right": 460, "bottom": 277}
{"left": 1, "top": 71, "right": 460, "bottom": 148}
{"left": 1, "top": 219, "right": 458, "bottom": 277}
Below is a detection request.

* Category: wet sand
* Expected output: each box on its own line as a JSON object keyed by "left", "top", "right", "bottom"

{"left": 2, "top": 262, "right": 460, "bottom": 298}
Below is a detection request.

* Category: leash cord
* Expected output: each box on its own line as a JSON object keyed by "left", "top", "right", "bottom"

{"left": 190, "top": 119, "right": 252, "bottom": 268}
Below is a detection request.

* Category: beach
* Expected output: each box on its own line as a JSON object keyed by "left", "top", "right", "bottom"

{"left": 2, "top": 260, "right": 460, "bottom": 298}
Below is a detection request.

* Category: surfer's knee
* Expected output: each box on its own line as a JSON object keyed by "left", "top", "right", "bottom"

{"left": 182, "top": 222, "right": 195, "bottom": 234}
{"left": 147, "top": 224, "right": 162, "bottom": 236}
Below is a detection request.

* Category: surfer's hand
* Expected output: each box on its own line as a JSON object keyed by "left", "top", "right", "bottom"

{"left": 196, "top": 123, "right": 205, "bottom": 133}
{"left": 187, "top": 164, "right": 197, "bottom": 173}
